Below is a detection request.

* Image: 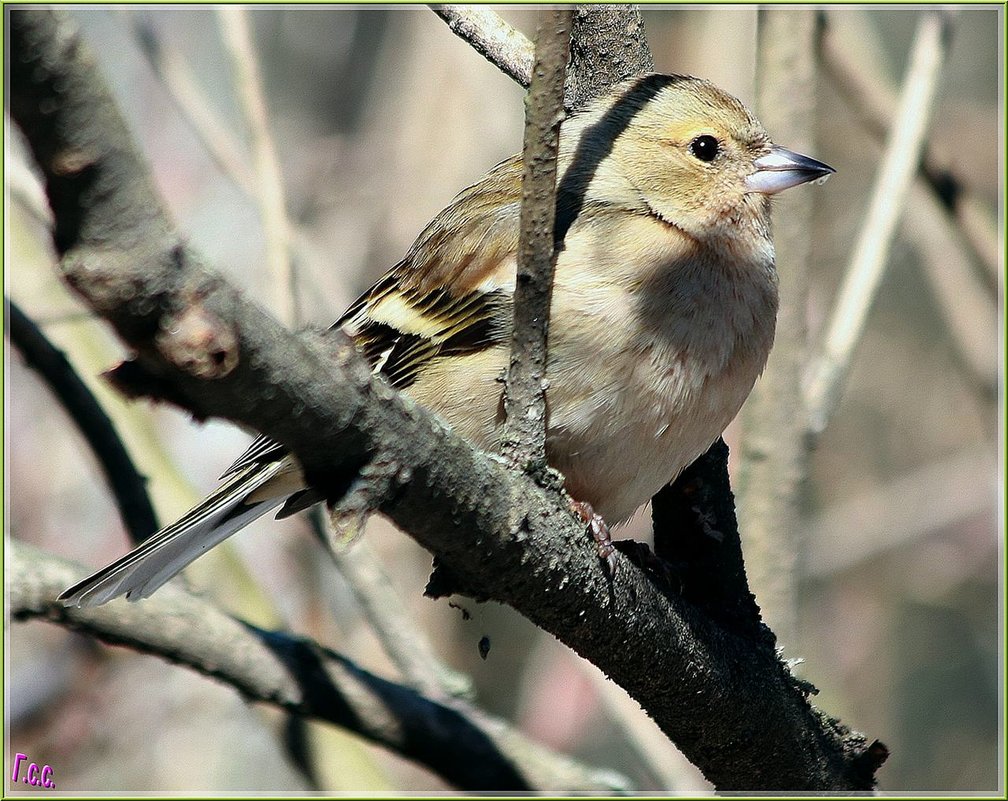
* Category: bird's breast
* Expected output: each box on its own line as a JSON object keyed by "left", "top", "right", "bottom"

{"left": 542, "top": 219, "right": 778, "bottom": 522}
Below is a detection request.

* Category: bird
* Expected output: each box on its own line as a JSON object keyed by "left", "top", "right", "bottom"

{"left": 58, "top": 73, "right": 834, "bottom": 608}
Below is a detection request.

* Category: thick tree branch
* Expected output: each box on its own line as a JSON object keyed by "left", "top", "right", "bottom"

{"left": 9, "top": 8, "right": 885, "bottom": 790}
{"left": 566, "top": 6, "right": 653, "bottom": 107}
{"left": 503, "top": 9, "right": 571, "bottom": 469}
{"left": 5, "top": 297, "right": 159, "bottom": 543}
{"left": 8, "top": 540, "right": 627, "bottom": 792}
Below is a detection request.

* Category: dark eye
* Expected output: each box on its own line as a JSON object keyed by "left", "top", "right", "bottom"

{"left": 689, "top": 134, "right": 720, "bottom": 162}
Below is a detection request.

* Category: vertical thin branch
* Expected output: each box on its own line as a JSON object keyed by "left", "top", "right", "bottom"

{"left": 736, "top": 8, "right": 818, "bottom": 645}
{"left": 805, "top": 10, "right": 953, "bottom": 436}
{"left": 502, "top": 9, "right": 572, "bottom": 469}
{"left": 217, "top": 7, "right": 297, "bottom": 325}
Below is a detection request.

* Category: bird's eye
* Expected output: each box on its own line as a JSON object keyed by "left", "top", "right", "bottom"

{"left": 689, "top": 135, "right": 720, "bottom": 163}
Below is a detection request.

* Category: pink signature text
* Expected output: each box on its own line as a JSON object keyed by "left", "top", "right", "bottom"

{"left": 11, "top": 754, "right": 55, "bottom": 789}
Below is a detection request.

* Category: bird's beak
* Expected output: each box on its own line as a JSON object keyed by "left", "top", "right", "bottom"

{"left": 745, "top": 145, "right": 835, "bottom": 195}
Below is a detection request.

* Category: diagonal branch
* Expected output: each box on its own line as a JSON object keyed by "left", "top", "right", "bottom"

{"left": 126, "top": 11, "right": 258, "bottom": 196}
{"left": 818, "top": 8, "right": 997, "bottom": 287}
{"left": 804, "top": 9, "right": 953, "bottom": 437}
{"left": 8, "top": 540, "right": 628, "bottom": 792}
{"left": 430, "top": 5, "right": 533, "bottom": 88}
{"left": 309, "top": 508, "right": 473, "bottom": 700}
{"left": 6, "top": 297, "right": 159, "bottom": 544}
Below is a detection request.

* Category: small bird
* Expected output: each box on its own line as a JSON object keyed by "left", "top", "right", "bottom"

{"left": 59, "top": 73, "right": 833, "bottom": 608}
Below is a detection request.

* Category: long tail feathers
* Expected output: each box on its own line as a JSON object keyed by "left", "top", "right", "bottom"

{"left": 58, "top": 462, "right": 290, "bottom": 608}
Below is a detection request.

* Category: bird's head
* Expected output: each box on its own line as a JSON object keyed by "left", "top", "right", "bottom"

{"left": 563, "top": 74, "right": 834, "bottom": 246}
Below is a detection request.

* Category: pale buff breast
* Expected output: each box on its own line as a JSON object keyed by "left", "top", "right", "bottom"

{"left": 539, "top": 215, "right": 777, "bottom": 522}
{"left": 403, "top": 210, "right": 777, "bottom": 524}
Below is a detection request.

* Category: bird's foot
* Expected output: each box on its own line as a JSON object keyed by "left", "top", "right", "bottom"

{"left": 570, "top": 499, "right": 617, "bottom": 577}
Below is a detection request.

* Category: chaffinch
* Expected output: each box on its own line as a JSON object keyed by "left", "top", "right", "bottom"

{"left": 60, "top": 73, "right": 833, "bottom": 607}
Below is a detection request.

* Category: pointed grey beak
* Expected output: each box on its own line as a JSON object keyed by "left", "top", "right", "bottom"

{"left": 745, "top": 145, "right": 835, "bottom": 195}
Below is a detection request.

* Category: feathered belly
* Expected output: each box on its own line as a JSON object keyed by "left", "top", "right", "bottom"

{"left": 402, "top": 272, "right": 774, "bottom": 525}
{"left": 544, "top": 336, "right": 767, "bottom": 523}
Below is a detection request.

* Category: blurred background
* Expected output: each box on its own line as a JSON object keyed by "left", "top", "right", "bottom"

{"left": 5, "top": 6, "right": 1002, "bottom": 793}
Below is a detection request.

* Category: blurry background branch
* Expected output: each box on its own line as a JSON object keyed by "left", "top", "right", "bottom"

{"left": 126, "top": 11, "right": 258, "bottom": 196}
{"left": 802, "top": 447, "right": 997, "bottom": 579}
{"left": 217, "top": 6, "right": 297, "bottom": 326}
{"left": 817, "top": 9, "right": 997, "bottom": 399}
{"left": 736, "top": 7, "right": 818, "bottom": 648}
{"left": 310, "top": 508, "right": 473, "bottom": 700}
{"left": 819, "top": 9, "right": 998, "bottom": 287}
{"left": 805, "top": 9, "right": 953, "bottom": 437}
{"left": 8, "top": 540, "right": 627, "bottom": 793}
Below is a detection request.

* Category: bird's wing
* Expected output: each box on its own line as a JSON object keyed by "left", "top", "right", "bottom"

{"left": 223, "top": 158, "right": 526, "bottom": 480}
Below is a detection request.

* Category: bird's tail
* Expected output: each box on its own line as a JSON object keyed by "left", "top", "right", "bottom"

{"left": 58, "top": 461, "right": 295, "bottom": 608}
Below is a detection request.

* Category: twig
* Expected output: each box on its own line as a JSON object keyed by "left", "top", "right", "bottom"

{"left": 819, "top": 8, "right": 997, "bottom": 288}
{"left": 6, "top": 298, "right": 159, "bottom": 543}
{"left": 8, "top": 540, "right": 630, "bottom": 793}
{"left": 217, "top": 7, "right": 297, "bottom": 325}
{"left": 805, "top": 10, "right": 953, "bottom": 437}
{"left": 502, "top": 8, "right": 571, "bottom": 470}
{"left": 309, "top": 508, "right": 473, "bottom": 700}
{"left": 125, "top": 11, "right": 257, "bottom": 196}
{"left": 431, "top": 5, "right": 533, "bottom": 88}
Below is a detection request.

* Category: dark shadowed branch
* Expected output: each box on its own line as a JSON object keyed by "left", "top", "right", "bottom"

{"left": 6, "top": 297, "right": 159, "bottom": 544}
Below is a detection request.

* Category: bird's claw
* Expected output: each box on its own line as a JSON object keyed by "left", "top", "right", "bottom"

{"left": 570, "top": 499, "right": 618, "bottom": 577}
